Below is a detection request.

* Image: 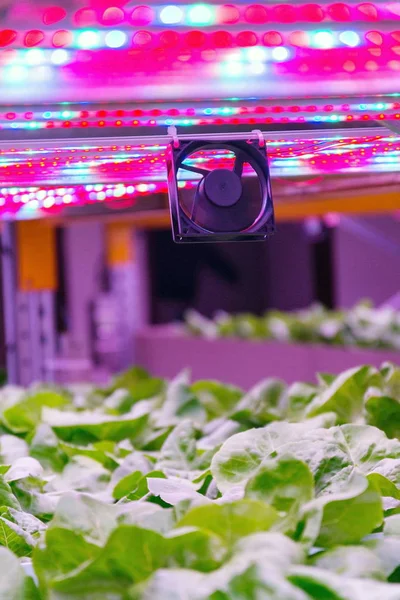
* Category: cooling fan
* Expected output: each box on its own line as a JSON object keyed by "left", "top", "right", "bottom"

{"left": 166, "top": 137, "right": 275, "bottom": 243}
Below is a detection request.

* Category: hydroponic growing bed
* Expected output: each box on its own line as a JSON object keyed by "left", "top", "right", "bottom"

{"left": 135, "top": 304, "right": 400, "bottom": 388}
{"left": 0, "top": 363, "right": 399, "bottom": 598}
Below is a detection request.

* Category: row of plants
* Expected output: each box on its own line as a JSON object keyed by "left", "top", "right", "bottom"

{"left": 185, "top": 301, "right": 400, "bottom": 350}
{"left": 0, "top": 362, "right": 399, "bottom": 598}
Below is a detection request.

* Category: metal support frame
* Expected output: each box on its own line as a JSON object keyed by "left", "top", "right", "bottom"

{"left": 0, "top": 125, "right": 393, "bottom": 152}
{"left": 14, "top": 290, "right": 57, "bottom": 386}
{"left": 0, "top": 222, "right": 57, "bottom": 386}
{"left": 103, "top": 229, "right": 150, "bottom": 370}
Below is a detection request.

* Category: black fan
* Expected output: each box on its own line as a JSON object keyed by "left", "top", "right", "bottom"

{"left": 166, "top": 138, "right": 275, "bottom": 243}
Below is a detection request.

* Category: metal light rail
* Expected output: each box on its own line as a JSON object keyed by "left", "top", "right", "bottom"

{"left": 0, "top": 126, "right": 394, "bottom": 150}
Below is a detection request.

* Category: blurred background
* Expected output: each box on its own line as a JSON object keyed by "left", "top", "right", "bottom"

{"left": 0, "top": 0, "right": 399, "bottom": 388}
{"left": 1, "top": 212, "right": 399, "bottom": 388}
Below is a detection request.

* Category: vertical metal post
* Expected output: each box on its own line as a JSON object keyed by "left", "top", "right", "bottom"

{"left": 41, "top": 291, "right": 56, "bottom": 383}
{"left": 1, "top": 222, "right": 58, "bottom": 387}
{"left": 1, "top": 222, "right": 18, "bottom": 384}
{"left": 103, "top": 225, "right": 150, "bottom": 370}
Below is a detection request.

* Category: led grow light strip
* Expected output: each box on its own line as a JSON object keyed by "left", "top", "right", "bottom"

{"left": 1, "top": 27, "right": 399, "bottom": 49}
{"left": 2, "top": 3, "right": 399, "bottom": 30}
{"left": 1, "top": 99, "right": 399, "bottom": 130}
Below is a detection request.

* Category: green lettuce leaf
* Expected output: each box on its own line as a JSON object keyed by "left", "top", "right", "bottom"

{"left": 299, "top": 472, "right": 383, "bottom": 548}
{"left": 305, "top": 366, "right": 376, "bottom": 423}
{"left": 2, "top": 391, "right": 68, "bottom": 434}
{"left": 364, "top": 390, "right": 400, "bottom": 439}
{"left": 246, "top": 455, "right": 314, "bottom": 534}
{"left": 42, "top": 406, "right": 149, "bottom": 445}
{"left": 177, "top": 499, "right": 278, "bottom": 547}
{"left": 191, "top": 380, "right": 243, "bottom": 419}
{"left": 50, "top": 526, "right": 167, "bottom": 595}
{"left": 230, "top": 379, "right": 286, "bottom": 427}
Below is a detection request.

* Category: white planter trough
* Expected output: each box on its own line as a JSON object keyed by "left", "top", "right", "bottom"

{"left": 135, "top": 325, "right": 400, "bottom": 388}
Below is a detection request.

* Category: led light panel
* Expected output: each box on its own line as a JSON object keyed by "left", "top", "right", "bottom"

{"left": 1, "top": 2, "right": 400, "bottom": 219}
{"left": 0, "top": 127, "right": 399, "bottom": 219}
{"left": 0, "top": 2, "right": 400, "bottom": 103}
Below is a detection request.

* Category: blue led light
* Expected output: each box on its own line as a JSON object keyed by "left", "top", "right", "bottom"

{"left": 77, "top": 30, "right": 100, "bottom": 49}
{"left": 313, "top": 31, "right": 335, "bottom": 49}
{"left": 374, "top": 156, "right": 400, "bottom": 163}
{"left": 247, "top": 47, "right": 268, "bottom": 62}
{"left": 271, "top": 47, "right": 290, "bottom": 61}
{"left": 339, "top": 31, "right": 360, "bottom": 47}
{"left": 26, "top": 49, "right": 45, "bottom": 66}
{"left": 43, "top": 112, "right": 52, "bottom": 118}
{"left": 188, "top": 4, "right": 213, "bottom": 25}
{"left": 160, "top": 5, "right": 183, "bottom": 24}
{"left": 203, "top": 108, "right": 213, "bottom": 115}
{"left": 105, "top": 30, "right": 127, "bottom": 48}
{"left": 51, "top": 49, "right": 70, "bottom": 65}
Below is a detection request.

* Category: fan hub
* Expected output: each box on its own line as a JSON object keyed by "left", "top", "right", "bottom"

{"left": 204, "top": 168, "right": 242, "bottom": 207}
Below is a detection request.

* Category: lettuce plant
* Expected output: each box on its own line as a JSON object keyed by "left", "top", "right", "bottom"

{"left": 185, "top": 302, "right": 400, "bottom": 350}
{"left": 0, "top": 363, "right": 399, "bottom": 599}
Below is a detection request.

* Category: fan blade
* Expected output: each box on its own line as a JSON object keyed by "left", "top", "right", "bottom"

{"left": 191, "top": 194, "right": 199, "bottom": 221}
{"left": 233, "top": 155, "right": 244, "bottom": 178}
{"left": 179, "top": 164, "right": 211, "bottom": 177}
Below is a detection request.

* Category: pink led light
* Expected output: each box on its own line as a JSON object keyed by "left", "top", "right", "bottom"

{"left": 219, "top": 5, "right": 241, "bottom": 24}
{"left": 52, "top": 30, "right": 73, "bottom": 47}
{"left": 357, "top": 3, "right": 379, "bottom": 20}
{"left": 42, "top": 6, "right": 67, "bottom": 25}
{"left": 263, "top": 31, "right": 283, "bottom": 46}
{"left": 366, "top": 30, "right": 383, "bottom": 44}
{"left": 159, "top": 30, "right": 180, "bottom": 49}
{"left": 244, "top": 5, "right": 269, "bottom": 24}
{"left": 24, "top": 30, "right": 45, "bottom": 47}
{"left": 74, "top": 8, "right": 97, "bottom": 27}
{"left": 328, "top": 3, "right": 352, "bottom": 21}
{"left": 211, "top": 30, "right": 233, "bottom": 47}
{"left": 301, "top": 4, "right": 325, "bottom": 22}
{"left": 0, "top": 30, "right": 18, "bottom": 47}
{"left": 236, "top": 31, "right": 258, "bottom": 46}
{"left": 185, "top": 31, "right": 207, "bottom": 48}
{"left": 132, "top": 31, "right": 154, "bottom": 47}
{"left": 289, "top": 31, "right": 309, "bottom": 47}
{"left": 273, "top": 4, "right": 298, "bottom": 23}
{"left": 101, "top": 7, "right": 125, "bottom": 25}
{"left": 130, "top": 6, "right": 154, "bottom": 26}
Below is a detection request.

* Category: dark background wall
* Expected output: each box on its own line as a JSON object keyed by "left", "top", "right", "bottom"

{"left": 147, "top": 222, "right": 335, "bottom": 323}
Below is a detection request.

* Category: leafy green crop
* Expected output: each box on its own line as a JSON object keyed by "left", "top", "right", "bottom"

{"left": 0, "top": 362, "right": 399, "bottom": 598}
{"left": 185, "top": 302, "right": 400, "bottom": 350}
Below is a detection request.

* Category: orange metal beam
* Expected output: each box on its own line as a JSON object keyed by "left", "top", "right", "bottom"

{"left": 16, "top": 221, "right": 57, "bottom": 291}
{"left": 106, "top": 222, "right": 133, "bottom": 266}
